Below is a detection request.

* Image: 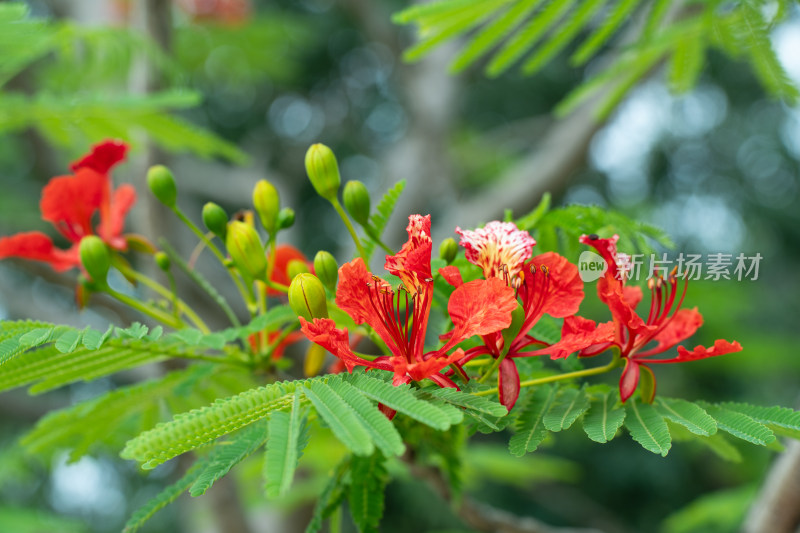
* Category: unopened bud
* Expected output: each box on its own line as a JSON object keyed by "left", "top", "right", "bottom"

{"left": 226, "top": 221, "right": 267, "bottom": 281}
{"left": 304, "top": 343, "right": 327, "bottom": 377}
{"left": 286, "top": 258, "right": 310, "bottom": 280}
{"left": 253, "top": 180, "right": 280, "bottom": 235}
{"left": 343, "top": 180, "right": 371, "bottom": 226}
{"left": 304, "top": 143, "right": 341, "bottom": 201}
{"left": 277, "top": 207, "right": 295, "bottom": 230}
{"left": 439, "top": 238, "right": 458, "bottom": 264}
{"left": 154, "top": 251, "right": 171, "bottom": 271}
{"left": 147, "top": 165, "right": 178, "bottom": 207}
{"left": 313, "top": 250, "right": 338, "bottom": 290}
{"left": 79, "top": 236, "right": 110, "bottom": 283}
{"left": 202, "top": 202, "right": 228, "bottom": 239}
{"left": 288, "top": 273, "right": 328, "bottom": 321}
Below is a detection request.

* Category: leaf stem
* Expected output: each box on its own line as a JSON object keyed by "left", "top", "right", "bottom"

{"left": 330, "top": 198, "right": 368, "bottom": 262}
{"left": 103, "top": 286, "right": 184, "bottom": 330}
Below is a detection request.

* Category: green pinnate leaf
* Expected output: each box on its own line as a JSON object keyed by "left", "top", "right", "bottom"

{"left": 302, "top": 382, "right": 374, "bottom": 456}
{"left": 189, "top": 421, "right": 269, "bottom": 497}
{"left": 428, "top": 387, "right": 508, "bottom": 418}
{"left": 264, "top": 392, "right": 308, "bottom": 498}
{"left": 625, "top": 400, "right": 671, "bottom": 456}
{"left": 305, "top": 459, "right": 350, "bottom": 533}
{"left": 655, "top": 398, "right": 717, "bottom": 437}
{"left": 508, "top": 385, "right": 557, "bottom": 457}
{"left": 348, "top": 452, "right": 388, "bottom": 533}
{"left": 543, "top": 386, "right": 590, "bottom": 432}
{"left": 363, "top": 180, "right": 406, "bottom": 259}
{"left": 719, "top": 402, "right": 800, "bottom": 440}
{"left": 700, "top": 404, "right": 775, "bottom": 446}
{"left": 570, "top": 0, "right": 644, "bottom": 66}
{"left": 583, "top": 391, "right": 625, "bottom": 443}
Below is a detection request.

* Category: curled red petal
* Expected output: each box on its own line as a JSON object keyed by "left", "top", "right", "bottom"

{"left": 498, "top": 358, "right": 520, "bottom": 410}
{"left": 619, "top": 358, "right": 640, "bottom": 403}
{"left": 640, "top": 308, "right": 703, "bottom": 356}
{"left": 579, "top": 234, "right": 620, "bottom": 279}
{"left": 623, "top": 285, "right": 643, "bottom": 310}
{"left": 445, "top": 277, "right": 516, "bottom": 349}
{"left": 438, "top": 265, "right": 463, "bottom": 287}
{"left": 524, "top": 252, "right": 584, "bottom": 319}
{"left": 527, "top": 315, "right": 615, "bottom": 359}
{"left": 395, "top": 348, "right": 465, "bottom": 383}
{"left": 649, "top": 339, "right": 743, "bottom": 364}
{"left": 70, "top": 139, "right": 129, "bottom": 174}
{"left": 299, "top": 317, "right": 392, "bottom": 373}
{"left": 0, "top": 232, "right": 79, "bottom": 271}
{"left": 384, "top": 214, "right": 432, "bottom": 295}
{"left": 98, "top": 184, "right": 136, "bottom": 250}
{"left": 40, "top": 169, "right": 107, "bottom": 243}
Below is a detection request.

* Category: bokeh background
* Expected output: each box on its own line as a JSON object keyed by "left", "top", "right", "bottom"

{"left": 1, "top": 1, "right": 799, "bottom": 532}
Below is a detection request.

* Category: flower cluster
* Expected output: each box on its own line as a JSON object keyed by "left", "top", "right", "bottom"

{"left": 300, "top": 216, "right": 743, "bottom": 409}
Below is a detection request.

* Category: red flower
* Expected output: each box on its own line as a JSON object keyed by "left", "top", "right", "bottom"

{"left": 0, "top": 140, "right": 135, "bottom": 272}
{"left": 300, "top": 215, "right": 517, "bottom": 388}
{"left": 542, "top": 234, "right": 742, "bottom": 402}
{"left": 446, "top": 221, "right": 584, "bottom": 409}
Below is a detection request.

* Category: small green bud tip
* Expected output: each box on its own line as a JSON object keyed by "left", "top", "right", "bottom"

{"left": 277, "top": 207, "right": 295, "bottom": 230}
{"left": 253, "top": 180, "right": 280, "bottom": 235}
{"left": 343, "top": 180, "right": 371, "bottom": 226}
{"left": 286, "top": 258, "right": 310, "bottom": 280}
{"left": 79, "top": 236, "right": 110, "bottom": 283}
{"left": 439, "top": 238, "right": 458, "bottom": 264}
{"left": 226, "top": 221, "right": 267, "bottom": 281}
{"left": 154, "top": 251, "right": 171, "bottom": 271}
{"left": 146, "top": 165, "right": 178, "bottom": 207}
{"left": 202, "top": 202, "right": 228, "bottom": 239}
{"left": 288, "top": 273, "right": 329, "bottom": 322}
{"left": 304, "top": 143, "right": 341, "bottom": 201}
{"left": 313, "top": 250, "right": 338, "bottom": 290}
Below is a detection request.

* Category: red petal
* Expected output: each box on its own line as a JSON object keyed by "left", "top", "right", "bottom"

{"left": 384, "top": 214, "right": 432, "bottom": 296}
{"left": 396, "top": 348, "right": 465, "bottom": 383}
{"left": 0, "top": 232, "right": 79, "bottom": 271}
{"left": 649, "top": 339, "right": 743, "bottom": 364}
{"left": 623, "top": 285, "right": 643, "bottom": 309}
{"left": 98, "top": 184, "right": 136, "bottom": 250}
{"left": 597, "top": 275, "right": 653, "bottom": 338}
{"left": 619, "top": 359, "right": 640, "bottom": 403}
{"left": 524, "top": 252, "right": 584, "bottom": 319}
{"left": 299, "top": 317, "right": 392, "bottom": 372}
{"left": 40, "top": 169, "right": 107, "bottom": 243}
{"left": 579, "top": 234, "right": 620, "bottom": 278}
{"left": 526, "top": 315, "right": 615, "bottom": 359}
{"left": 498, "top": 358, "right": 520, "bottom": 410}
{"left": 444, "top": 277, "right": 516, "bottom": 349}
{"left": 639, "top": 308, "right": 703, "bottom": 356}
{"left": 438, "top": 265, "right": 464, "bottom": 287}
{"left": 70, "top": 139, "right": 129, "bottom": 174}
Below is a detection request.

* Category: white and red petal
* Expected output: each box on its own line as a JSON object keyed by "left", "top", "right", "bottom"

{"left": 456, "top": 221, "right": 536, "bottom": 279}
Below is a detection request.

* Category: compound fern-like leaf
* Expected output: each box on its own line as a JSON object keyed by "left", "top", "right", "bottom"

{"left": 509, "top": 384, "right": 557, "bottom": 457}
{"left": 301, "top": 381, "right": 375, "bottom": 456}
{"left": 582, "top": 391, "right": 625, "bottom": 443}
{"left": 264, "top": 392, "right": 308, "bottom": 498}
{"left": 625, "top": 400, "right": 671, "bottom": 456}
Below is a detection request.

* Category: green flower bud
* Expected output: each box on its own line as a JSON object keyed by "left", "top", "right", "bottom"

{"left": 277, "top": 207, "right": 295, "bottom": 230}
{"left": 304, "top": 143, "right": 341, "bottom": 201}
{"left": 343, "top": 180, "right": 371, "bottom": 226}
{"left": 439, "top": 237, "right": 458, "bottom": 264}
{"left": 79, "top": 236, "right": 110, "bottom": 283}
{"left": 253, "top": 180, "right": 280, "bottom": 235}
{"left": 202, "top": 202, "right": 228, "bottom": 240}
{"left": 287, "top": 258, "right": 310, "bottom": 281}
{"left": 154, "top": 251, "right": 171, "bottom": 271}
{"left": 147, "top": 165, "right": 178, "bottom": 207}
{"left": 313, "top": 250, "right": 338, "bottom": 290}
{"left": 288, "top": 273, "right": 328, "bottom": 322}
{"left": 226, "top": 221, "right": 267, "bottom": 281}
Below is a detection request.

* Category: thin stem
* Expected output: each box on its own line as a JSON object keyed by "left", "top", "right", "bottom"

{"left": 477, "top": 351, "right": 507, "bottom": 383}
{"left": 112, "top": 258, "right": 210, "bottom": 333}
{"left": 365, "top": 225, "right": 394, "bottom": 254}
{"left": 330, "top": 198, "right": 368, "bottom": 262}
{"left": 474, "top": 357, "right": 622, "bottom": 397}
{"left": 103, "top": 286, "right": 184, "bottom": 329}
{"left": 171, "top": 352, "right": 251, "bottom": 368}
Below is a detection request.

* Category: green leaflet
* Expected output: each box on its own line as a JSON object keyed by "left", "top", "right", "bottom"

{"left": 699, "top": 404, "right": 775, "bottom": 446}
{"left": 655, "top": 398, "right": 717, "bottom": 437}
{"left": 508, "top": 385, "right": 557, "bottom": 457}
{"left": 305, "top": 459, "right": 350, "bottom": 533}
{"left": 122, "top": 378, "right": 313, "bottom": 468}
{"left": 363, "top": 180, "right": 406, "bottom": 259}
{"left": 327, "top": 378, "right": 405, "bottom": 457}
{"left": 428, "top": 387, "right": 508, "bottom": 418}
{"left": 570, "top": 0, "right": 643, "bottom": 66}
{"left": 264, "top": 392, "right": 309, "bottom": 498}
{"left": 301, "top": 381, "right": 375, "bottom": 456}
{"left": 668, "top": 29, "right": 705, "bottom": 94}
{"left": 543, "top": 386, "right": 590, "bottom": 432}
{"left": 348, "top": 452, "right": 388, "bottom": 533}
{"left": 123, "top": 458, "right": 209, "bottom": 533}
{"left": 582, "top": 391, "right": 625, "bottom": 443}
{"left": 625, "top": 400, "right": 671, "bottom": 456}
{"left": 189, "top": 421, "right": 269, "bottom": 497}
{"left": 344, "top": 372, "right": 456, "bottom": 430}
{"left": 719, "top": 402, "right": 800, "bottom": 440}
